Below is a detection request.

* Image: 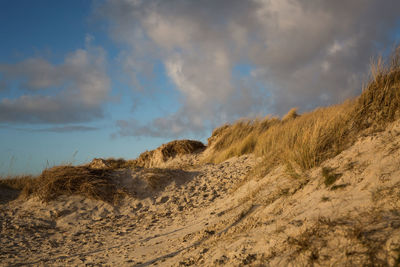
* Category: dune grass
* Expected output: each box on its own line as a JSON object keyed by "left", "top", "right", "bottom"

{"left": 2, "top": 165, "right": 126, "bottom": 203}
{"left": 205, "top": 101, "right": 353, "bottom": 170}
{"left": 133, "top": 139, "right": 205, "bottom": 167}
{"left": 0, "top": 175, "right": 36, "bottom": 191}
{"left": 205, "top": 46, "right": 400, "bottom": 173}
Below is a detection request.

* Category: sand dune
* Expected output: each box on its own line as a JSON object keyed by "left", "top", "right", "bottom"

{"left": 1, "top": 119, "right": 400, "bottom": 266}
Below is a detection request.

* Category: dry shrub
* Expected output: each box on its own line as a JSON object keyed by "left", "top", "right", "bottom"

{"left": 21, "top": 166, "right": 125, "bottom": 203}
{"left": 206, "top": 45, "right": 400, "bottom": 172}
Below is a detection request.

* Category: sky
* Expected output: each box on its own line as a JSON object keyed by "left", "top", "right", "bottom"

{"left": 1, "top": 0, "right": 400, "bottom": 175}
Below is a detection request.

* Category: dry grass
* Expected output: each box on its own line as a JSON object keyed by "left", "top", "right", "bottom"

{"left": 205, "top": 46, "right": 400, "bottom": 173}
{"left": 206, "top": 101, "right": 353, "bottom": 170}
{"left": 0, "top": 175, "right": 36, "bottom": 191}
{"left": 88, "top": 158, "right": 140, "bottom": 170}
{"left": 158, "top": 139, "right": 205, "bottom": 157}
{"left": 205, "top": 117, "right": 280, "bottom": 164}
{"left": 0, "top": 165, "right": 184, "bottom": 203}
{"left": 13, "top": 166, "right": 126, "bottom": 204}
{"left": 103, "top": 158, "right": 136, "bottom": 169}
{"left": 353, "top": 46, "right": 400, "bottom": 130}
{"left": 0, "top": 140, "right": 203, "bottom": 203}
{"left": 133, "top": 139, "right": 205, "bottom": 167}
{"left": 282, "top": 108, "right": 299, "bottom": 121}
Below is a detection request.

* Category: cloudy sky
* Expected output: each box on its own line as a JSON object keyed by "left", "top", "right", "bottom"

{"left": 1, "top": 0, "right": 400, "bottom": 175}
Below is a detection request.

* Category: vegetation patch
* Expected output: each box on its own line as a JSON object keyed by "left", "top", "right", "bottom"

{"left": 0, "top": 175, "right": 36, "bottom": 191}
{"left": 19, "top": 166, "right": 126, "bottom": 204}
{"left": 133, "top": 139, "right": 205, "bottom": 168}
{"left": 285, "top": 163, "right": 303, "bottom": 180}
{"left": 330, "top": 183, "right": 350, "bottom": 191}
{"left": 322, "top": 167, "right": 342, "bottom": 187}
{"left": 321, "top": 196, "right": 330, "bottom": 202}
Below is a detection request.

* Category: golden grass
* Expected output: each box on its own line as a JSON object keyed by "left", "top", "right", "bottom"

{"left": 353, "top": 46, "right": 400, "bottom": 130}
{"left": 206, "top": 46, "right": 400, "bottom": 173}
{"left": 282, "top": 108, "right": 299, "bottom": 121}
{"left": 206, "top": 101, "right": 353, "bottom": 170}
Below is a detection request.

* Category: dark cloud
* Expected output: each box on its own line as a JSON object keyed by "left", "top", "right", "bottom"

{"left": 0, "top": 124, "right": 98, "bottom": 133}
{"left": 0, "top": 37, "right": 110, "bottom": 124}
{"left": 102, "top": 0, "right": 400, "bottom": 137}
{"left": 116, "top": 113, "right": 208, "bottom": 138}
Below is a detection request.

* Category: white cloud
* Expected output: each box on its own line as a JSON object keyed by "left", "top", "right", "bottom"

{"left": 0, "top": 38, "right": 110, "bottom": 124}
{"left": 98, "top": 0, "right": 400, "bottom": 137}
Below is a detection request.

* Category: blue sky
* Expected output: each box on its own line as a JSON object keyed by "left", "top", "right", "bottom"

{"left": 1, "top": 0, "right": 400, "bottom": 175}
{"left": 0, "top": 0, "right": 173, "bottom": 175}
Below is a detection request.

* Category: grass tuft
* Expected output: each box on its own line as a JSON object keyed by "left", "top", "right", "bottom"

{"left": 282, "top": 108, "right": 299, "bottom": 121}
{"left": 14, "top": 166, "right": 126, "bottom": 204}
{"left": 322, "top": 167, "right": 342, "bottom": 187}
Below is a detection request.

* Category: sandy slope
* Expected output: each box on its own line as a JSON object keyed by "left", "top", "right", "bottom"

{"left": 1, "top": 121, "right": 400, "bottom": 266}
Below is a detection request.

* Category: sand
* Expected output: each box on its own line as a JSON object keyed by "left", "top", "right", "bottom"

{"left": 1, "top": 120, "right": 400, "bottom": 266}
